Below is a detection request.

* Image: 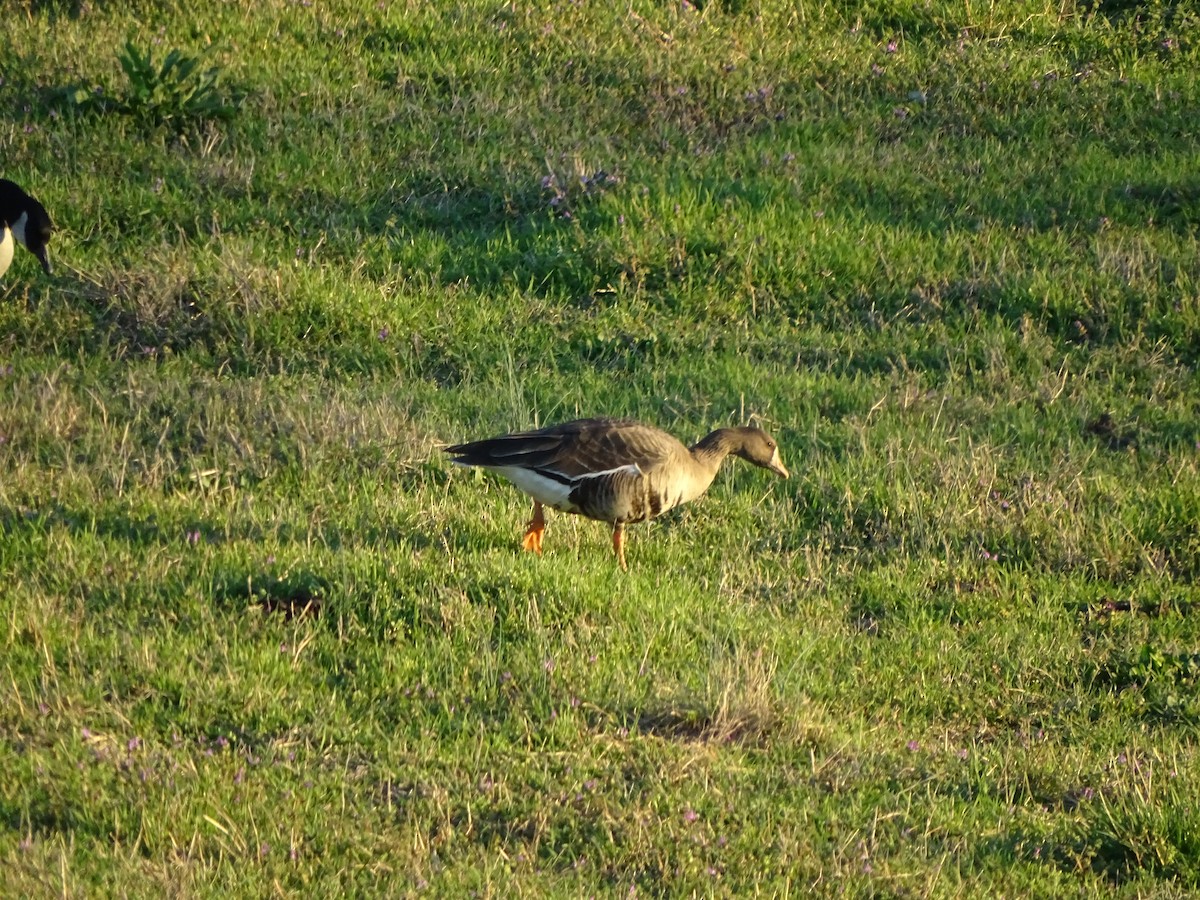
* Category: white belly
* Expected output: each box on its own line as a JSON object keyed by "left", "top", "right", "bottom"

{"left": 0, "top": 226, "right": 13, "bottom": 278}
{"left": 492, "top": 465, "right": 578, "bottom": 512}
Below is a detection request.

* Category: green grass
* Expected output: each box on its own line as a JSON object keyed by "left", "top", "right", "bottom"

{"left": 3, "top": 0, "right": 1200, "bottom": 894}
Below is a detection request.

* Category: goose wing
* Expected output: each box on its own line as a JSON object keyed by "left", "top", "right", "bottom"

{"left": 446, "top": 418, "right": 680, "bottom": 477}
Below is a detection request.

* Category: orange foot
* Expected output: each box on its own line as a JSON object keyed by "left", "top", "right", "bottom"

{"left": 522, "top": 502, "right": 546, "bottom": 555}
{"left": 612, "top": 524, "right": 628, "bottom": 572}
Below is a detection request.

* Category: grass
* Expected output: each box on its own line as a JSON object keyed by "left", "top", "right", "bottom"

{"left": 2, "top": 0, "right": 1199, "bottom": 894}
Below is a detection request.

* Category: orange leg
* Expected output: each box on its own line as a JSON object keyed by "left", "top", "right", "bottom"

{"left": 521, "top": 502, "right": 546, "bottom": 555}
{"left": 611, "top": 523, "right": 628, "bottom": 571}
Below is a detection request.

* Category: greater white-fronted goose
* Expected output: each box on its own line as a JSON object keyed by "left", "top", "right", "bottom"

{"left": 444, "top": 417, "right": 789, "bottom": 569}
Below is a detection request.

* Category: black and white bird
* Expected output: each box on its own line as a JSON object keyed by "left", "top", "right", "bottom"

{"left": 445, "top": 417, "right": 789, "bottom": 570}
{"left": 0, "top": 179, "right": 53, "bottom": 279}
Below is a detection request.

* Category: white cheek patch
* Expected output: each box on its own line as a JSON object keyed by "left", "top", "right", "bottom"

{"left": 10, "top": 211, "right": 28, "bottom": 248}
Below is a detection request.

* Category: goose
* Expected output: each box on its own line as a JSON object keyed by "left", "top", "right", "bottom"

{"left": 0, "top": 180, "right": 53, "bottom": 279}
{"left": 445, "top": 417, "right": 789, "bottom": 569}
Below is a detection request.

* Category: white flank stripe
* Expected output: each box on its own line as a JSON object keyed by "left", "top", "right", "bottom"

{"left": 572, "top": 464, "right": 642, "bottom": 481}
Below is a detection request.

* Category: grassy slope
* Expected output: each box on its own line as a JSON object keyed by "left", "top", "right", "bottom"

{"left": 2, "top": 0, "right": 1199, "bottom": 895}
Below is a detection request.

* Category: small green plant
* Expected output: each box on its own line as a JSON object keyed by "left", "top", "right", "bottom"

{"left": 60, "top": 40, "right": 238, "bottom": 126}
{"left": 116, "top": 41, "right": 235, "bottom": 122}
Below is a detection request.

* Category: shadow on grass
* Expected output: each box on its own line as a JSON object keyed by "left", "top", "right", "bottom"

{"left": 991, "top": 798, "right": 1200, "bottom": 889}
{"left": 627, "top": 703, "right": 777, "bottom": 746}
{"left": 1084, "top": 644, "right": 1200, "bottom": 727}
{"left": 1121, "top": 180, "right": 1200, "bottom": 231}
{"left": 0, "top": 492, "right": 430, "bottom": 557}
{"left": 0, "top": 793, "right": 118, "bottom": 845}
{"left": 0, "top": 504, "right": 169, "bottom": 547}
{"left": 213, "top": 571, "right": 326, "bottom": 620}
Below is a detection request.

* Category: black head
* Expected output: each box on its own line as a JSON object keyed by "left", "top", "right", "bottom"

{"left": 0, "top": 179, "right": 53, "bottom": 275}
{"left": 731, "top": 427, "right": 789, "bottom": 478}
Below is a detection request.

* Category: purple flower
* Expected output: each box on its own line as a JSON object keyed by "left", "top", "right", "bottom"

{"left": 886, "top": 40, "right": 898, "bottom": 53}
{"left": 378, "top": 327, "right": 390, "bottom": 341}
{"left": 186, "top": 529, "right": 201, "bottom": 546}
{"left": 127, "top": 737, "right": 141, "bottom": 752}
{"left": 683, "top": 808, "right": 699, "bottom": 823}
{"left": 906, "top": 740, "right": 919, "bottom": 752}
